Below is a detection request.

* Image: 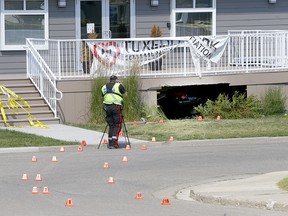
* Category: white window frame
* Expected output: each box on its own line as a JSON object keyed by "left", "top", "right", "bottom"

{"left": 75, "top": 0, "right": 136, "bottom": 39}
{"left": 75, "top": 0, "right": 135, "bottom": 39}
{"left": 0, "top": 0, "right": 49, "bottom": 51}
{"left": 170, "top": 0, "right": 216, "bottom": 37}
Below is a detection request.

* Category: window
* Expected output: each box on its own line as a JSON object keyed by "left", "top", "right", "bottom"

{"left": 176, "top": 0, "right": 212, "bottom": 8}
{"left": 0, "top": 0, "right": 48, "bottom": 50}
{"left": 172, "top": 0, "right": 215, "bottom": 37}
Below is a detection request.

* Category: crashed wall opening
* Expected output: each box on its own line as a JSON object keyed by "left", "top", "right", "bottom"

{"left": 157, "top": 84, "right": 246, "bottom": 119}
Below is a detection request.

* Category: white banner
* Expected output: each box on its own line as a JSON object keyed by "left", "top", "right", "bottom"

{"left": 188, "top": 35, "right": 229, "bottom": 63}
{"left": 187, "top": 35, "right": 229, "bottom": 74}
{"left": 87, "top": 40, "right": 184, "bottom": 74}
{"left": 86, "top": 36, "right": 228, "bottom": 75}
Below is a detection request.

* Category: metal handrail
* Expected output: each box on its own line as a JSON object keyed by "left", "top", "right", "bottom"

{"left": 25, "top": 39, "right": 63, "bottom": 118}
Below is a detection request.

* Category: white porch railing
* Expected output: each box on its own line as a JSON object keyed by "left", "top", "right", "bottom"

{"left": 26, "top": 30, "right": 288, "bottom": 116}
{"left": 26, "top": 39, "right": 63, "bottom": 118}
{"left": 27, "top": 30, "right": 288, "bottom": 81}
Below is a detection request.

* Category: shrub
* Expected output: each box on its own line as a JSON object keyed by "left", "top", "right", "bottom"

{"left": 195, "top": 92, "right": 262, "bottom": 119}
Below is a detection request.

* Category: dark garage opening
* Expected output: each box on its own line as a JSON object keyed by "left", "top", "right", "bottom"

{"left": 157, "top": 84, "right": 246, "bottom": 119}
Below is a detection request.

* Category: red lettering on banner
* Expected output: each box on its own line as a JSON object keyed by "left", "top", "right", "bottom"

{"left": 93, "top": 41, "right": 121, "bottom": 67}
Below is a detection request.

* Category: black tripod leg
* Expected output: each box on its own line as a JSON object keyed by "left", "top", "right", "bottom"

{"left": 122, "top": 118, "right": 131, "bottom": 147}
{"left": 98, "top": 124, "right": 108, "bottom": 149}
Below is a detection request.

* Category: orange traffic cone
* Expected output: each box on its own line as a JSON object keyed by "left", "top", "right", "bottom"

{"left": 141, "top": 144, "right": 147, "bottom": 150}
{"left": 35, "top": 174, "right": 42, "bottom": 181}
{"left": 119, "top": 131, "right": 124, "bottom": 137}
{"left": 21, "top": 173, "right": 28, "bottom": 181}
{"left": 159, "top": 119, "right": 164, "bottom": 124}
{"left": 169, "top": 136, "right": 174, "bottom": 142}
{"left": 65, "top": 198, "right": 74, "bottom": 207}
{"left": 161, "top": 196, "right": 171, "bottom": 205}
{"left": 122, "top": 156, "right": 128, "bottom": 162}
{"left": 151, "top": 137, "right": 156, "bottom": 142}
{"left": 31, "top": 156, "right": 37, "bottom": 162}
{"left": 197, "top": 116, "right": 203, "bottom": 121}
{"left": 51, "top": 156, "right": 57, "bottom": 162}
{"left": 135, "top": 192, "right": 143, "bottom": 200}
{"left": 81, "top": 140, "right": 87, "bottom": 146}
{"left": 42, "top": 186, "right": 49, "bottom": 194}
{"left": 77, "top": 145, "right": 83, "bottom": 152}
{"left": 59, "top": 146, "right": 65, "bottom": 152}
{"left": 103, "top": 162, "right": 110, "bottom": 169}
{"left": 107, "top": 177, "right": 114, "bottom": 184}
{"left": 32, "top": 186, "right": 38, "bottom": 194}
{"left": 125, "top": 144, "right": 131, "bottom": 150}
{"left": 216, "top": 115, "right": 221, "bottom": 121}
{"left": 102, "top": 139, "right": 108, "bottom": 144}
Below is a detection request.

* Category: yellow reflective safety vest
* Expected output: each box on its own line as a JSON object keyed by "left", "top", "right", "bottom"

{"left": 101, "top": 82, "right": 123, "bottom": 106}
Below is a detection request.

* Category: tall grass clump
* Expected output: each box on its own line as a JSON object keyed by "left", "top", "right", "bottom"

{"left": 140, "top": 105, "right": 167, "bottom": 122}
{"left": 90, "top": 77, "right": 107, "bottom": 123}
{"left": 261, "top": 86, "right": 286, "bottom": 115}
{"left": 122, "top": 62, "right": 143, "bottom": 121}
{"left": 195, "top": 91, "right": 262, "bottom": 119}
{"left": 89, "top": 61, "right": 167, "bottom": 123}
{"left": 121, "top": 61, "right": 167, "bottom": 122}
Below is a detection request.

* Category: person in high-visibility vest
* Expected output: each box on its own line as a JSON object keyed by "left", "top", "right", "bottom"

{"left": 101, "top": 75, "right": 127, "bottom": 149}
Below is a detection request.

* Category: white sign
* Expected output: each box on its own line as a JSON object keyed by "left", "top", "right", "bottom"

{"left": 86, "top": 23, "right": 95, "bottom": 34}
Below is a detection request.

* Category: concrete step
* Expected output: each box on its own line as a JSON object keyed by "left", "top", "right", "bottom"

{"left": 0, "top": 78, "right": 32, "bottom": 85}
{"left": 6, "top": 90, "right": 41, "bottom": 98}
{"left": 1, "top": 83, "right": 37, "bottom": 91}
{"left": 2, "top": 97, "right": 48, "bottom": 105}
{"left": 0, "top": 76, "right": 60, "bottom": 127}
{"left": 2, "top": 104, "right": 51, "bottom": 112}
{"left": 2, "top": 110, "right": 54, "bottom": 120}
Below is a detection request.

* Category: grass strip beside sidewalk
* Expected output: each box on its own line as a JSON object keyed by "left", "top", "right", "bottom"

{"left": 0, "top": 129, "right": 78, "bottom": 148}
{"left": 1, "top": 115, "right": 288, "bottom": 148}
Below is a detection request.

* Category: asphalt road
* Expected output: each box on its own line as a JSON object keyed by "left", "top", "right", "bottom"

{"left": 1, "top": 137, "right": 288, "bottom": 216}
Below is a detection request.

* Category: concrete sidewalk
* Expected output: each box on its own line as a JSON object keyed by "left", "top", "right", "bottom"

{"left": 176, "top": 171, "right": 288, "bottom": 211}
{"left": 2, "top": 124, "right": 146, "bottom": 146}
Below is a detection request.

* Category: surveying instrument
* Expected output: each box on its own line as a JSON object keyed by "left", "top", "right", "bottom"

{"left": 97, "top": 116, "right": 131, "bottom": 149}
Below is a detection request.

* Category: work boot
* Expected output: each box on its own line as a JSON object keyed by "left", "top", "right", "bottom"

{"left": 107, "top": 139, "right": 114, "bottom": 149}
{"left": 111, "top": 139, "right": 119, "bottom": 149}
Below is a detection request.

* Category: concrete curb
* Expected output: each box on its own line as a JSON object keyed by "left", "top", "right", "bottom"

{"left": 190, "top": 190, "right": 288, "bottom": 211}
{"left": 176, "top": 172, "right": 288, "bottom": 212}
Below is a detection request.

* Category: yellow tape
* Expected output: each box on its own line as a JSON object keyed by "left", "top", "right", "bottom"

{"left": 0, "top": 85, "right": 47, "bottom": 128}
{"left": 0, "top": 99, "right": 7, "bottom": 124}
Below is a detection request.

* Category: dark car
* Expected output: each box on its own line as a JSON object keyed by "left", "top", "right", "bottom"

{"left": 158, "top": 90, "right": 205, "bottom": 119}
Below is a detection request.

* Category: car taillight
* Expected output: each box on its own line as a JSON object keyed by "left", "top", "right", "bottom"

{"left": 181, "top": 95, "right": 187, "bottom": 100}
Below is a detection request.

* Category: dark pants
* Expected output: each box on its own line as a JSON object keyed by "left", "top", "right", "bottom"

{"left": 104, "top": 104, "right": 123, "bottom": 147}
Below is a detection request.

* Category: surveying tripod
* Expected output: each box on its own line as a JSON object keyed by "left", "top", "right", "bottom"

{"left": 97, "top": 116, "right": 131, "bottom": 149}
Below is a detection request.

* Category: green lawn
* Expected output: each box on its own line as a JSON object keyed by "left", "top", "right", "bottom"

{"left": 1, "top": 115, "right": 288, "bottom": 148}
{"left": 0, "top": 129, "right": 78, "bottom": 148}
{"left": 69, "top": 115, "right": 288, "bottom": 142}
